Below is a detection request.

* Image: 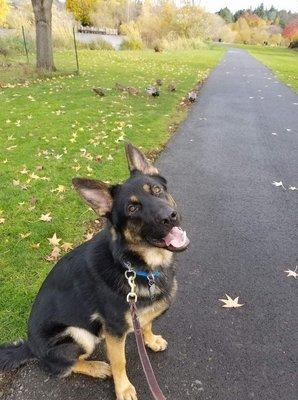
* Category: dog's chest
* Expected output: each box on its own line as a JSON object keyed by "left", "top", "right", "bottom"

{"left": 125, "top": 278, "right": 178, "bottom": 332}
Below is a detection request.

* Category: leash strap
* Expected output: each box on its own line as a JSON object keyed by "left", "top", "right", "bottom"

{"left": 130, "top": 301, "right": 167, "bottom": 400}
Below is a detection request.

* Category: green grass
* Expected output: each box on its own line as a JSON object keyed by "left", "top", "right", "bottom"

{"left": 240, "top": 45, "right": 298, "bottom": 92}
{"left": 0, "top": 47, "right": 225, "bottom": 342}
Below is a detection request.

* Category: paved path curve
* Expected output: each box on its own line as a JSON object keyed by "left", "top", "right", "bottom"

{"left": 3, "top": 49, "right": 298, "bottom": 400}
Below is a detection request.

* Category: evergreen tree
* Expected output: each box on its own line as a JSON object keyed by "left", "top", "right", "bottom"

{"left": 216, "top": 7, "right": 233, "bottom": 23}
{"left": 234, "top": 9, "right": 246, "bottom": 22}
{"left": 254, "top": 3, "right": 267, "bottom": 20}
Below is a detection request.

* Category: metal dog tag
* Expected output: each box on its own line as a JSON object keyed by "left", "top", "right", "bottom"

{"left": 147, "top": 273, "right": 156, "bottom": 301}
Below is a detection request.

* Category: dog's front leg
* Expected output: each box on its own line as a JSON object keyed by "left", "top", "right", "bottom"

{"left": 142, "top": 322, "right": 168, "bottom": 352}
{"left": 105, "top": 333, "right": 137, "bottom": 400}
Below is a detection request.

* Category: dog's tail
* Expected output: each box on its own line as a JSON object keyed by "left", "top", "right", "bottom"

{"left": 0, "top": 340, "right": 35, "bottom": 371}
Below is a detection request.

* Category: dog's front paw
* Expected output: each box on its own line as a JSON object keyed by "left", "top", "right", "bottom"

{"left": 145, "top": 334, "right": 168, "bottom": 352}
{"left": 116, "top": 382, "right": 137, "bottom": 400}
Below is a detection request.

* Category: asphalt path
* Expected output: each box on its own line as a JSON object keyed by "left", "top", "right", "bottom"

{"left": 3, "top": 48, "right": 298, "bottom": 400}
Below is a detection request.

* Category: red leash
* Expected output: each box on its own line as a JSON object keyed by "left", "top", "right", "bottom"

{"left": 130, "top": 301, "right": 166, "bottom": 400}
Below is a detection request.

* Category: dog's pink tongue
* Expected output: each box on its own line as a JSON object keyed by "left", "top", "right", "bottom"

{"left": 163, "top": 227, "right": 189, "bottom": 248}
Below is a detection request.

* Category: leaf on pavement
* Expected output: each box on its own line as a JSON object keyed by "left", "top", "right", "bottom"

{"left": 284, "top": 266, "right": 297, "bottom": 279}
{"left": 272, "top": 181, "right": 285, "bottom": 189}
{"left": 219, "top": 294, "right": 244, "bottom": 308}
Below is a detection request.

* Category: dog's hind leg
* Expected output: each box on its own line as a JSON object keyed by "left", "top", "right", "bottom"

{"left": 41, "top": 341, "right": 82, "bottom": 377}
{"left": 40, "top": 326, "right": 110, "bottom": 378}
{"left": 72, "top": 360, "right": 111, "bottom": 379}
{"left": 41, "top": 340, "right": 111, "bottom": 379}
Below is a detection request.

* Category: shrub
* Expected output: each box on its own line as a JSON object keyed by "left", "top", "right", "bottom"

{"left": 78, "top": 39, "right": 114, "bottom": 50}
{"left": 161, "top": 34, "right": 206, "bottom": 50}
{"left": 52, "top": 4, "right": 74, "bottom": 48}
{"left": 120, "top": 37, "right": 144, "bottom": 50}
{"left": 5, "top": 0, "right": 34, "bottom": 29}
{"left": 289, "top": 38, "right": 298, "bottom": 48}
{"left": 0, "top": 30, "right": 35, "bottom": 56}
{"left": 4, "top": 0, "right": 74, "bottom": 50}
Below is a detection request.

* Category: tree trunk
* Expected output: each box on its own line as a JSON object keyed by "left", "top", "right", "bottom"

{"left": 31, "top": 0, "right": 56, "bottom": 71}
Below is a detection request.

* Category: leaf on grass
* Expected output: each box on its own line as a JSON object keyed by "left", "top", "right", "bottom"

{"left": 29, "top": 197, "right": 38, "bottom": 207}
{"left": 0, "top": 218, "right": 5, "bottom": 224}
{"left": 48, "top": 233, "right": 61, "bottom": 246}
{"left": 6, "top": 145, "right": 17, "bottom": 151}
{"left": 284, "top": 266, "right": 297, "bottom": 279}
{"left": 19, "top": 232, "right": 31, "bottom": 239}
{"left": 39, "top": 213, "right": 52, "bottom": 222}
{"left": 30, "top": 172, "right": 40, "bottom": 180}
{"left": 61, "top": 242, "right": 73, "bottom": 252}
{"left": 51, "top": 185, "right": 66, "bottom": 193}
{"left": 45, "top": 246, "right": 61, "bottom": 262}
{"left": 84, "top": 232, "right": 94, "bottom": 241}
{"left": 31, "top": 243, "right": 41, "bottom": 249}
{"left": 219, "top": 294, "right": 244, "bottom": 308}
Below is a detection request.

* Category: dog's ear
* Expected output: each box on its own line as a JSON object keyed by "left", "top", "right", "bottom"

{"left": 125, "top": 142, "right": 158, "bottom": 175}
{"left": 72, "top": 178, "right": 113, "bottom": 216}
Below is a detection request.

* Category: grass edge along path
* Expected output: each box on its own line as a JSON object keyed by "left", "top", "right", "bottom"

{"left": 242, "top": 45, "right": 298, "bottom": 92}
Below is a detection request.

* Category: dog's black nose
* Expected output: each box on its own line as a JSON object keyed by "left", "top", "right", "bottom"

{"left": 160, "top": 210, "right": 178, "bottom": 225}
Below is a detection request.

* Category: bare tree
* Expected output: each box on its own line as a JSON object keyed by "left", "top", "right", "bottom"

{"left": 31, "top": 0, "right": 56, "bottom": 71}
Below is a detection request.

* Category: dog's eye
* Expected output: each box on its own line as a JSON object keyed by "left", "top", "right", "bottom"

{"left": 152, "top": 185, "right": 162, "bottom": 195}
{"left": 127, "top": 204, "right": 139, "bottom": 214}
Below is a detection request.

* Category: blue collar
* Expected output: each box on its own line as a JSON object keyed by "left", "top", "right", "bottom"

{"left": 135, "top": 271, "right": 161, "bottom": 279}
{"left": 121, "top": 258, "right": 161, "bottom": 279}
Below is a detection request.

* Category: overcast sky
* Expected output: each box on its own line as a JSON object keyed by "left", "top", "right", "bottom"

{"left": 199, "top": 0, "right": 298, "bottom": 13}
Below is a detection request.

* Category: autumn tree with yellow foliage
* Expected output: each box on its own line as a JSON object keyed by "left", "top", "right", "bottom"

{"left": 0, "top": 0, "right": 9, "bottom": 26}
{"left": 66, "top": 0, "right": 97, "bottom": 26}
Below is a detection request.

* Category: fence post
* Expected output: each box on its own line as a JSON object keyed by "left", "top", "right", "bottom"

{"left": 21, "top": 26, "right": 29, "bottom": 64}
{"left": 72, "top": 26, "right": 80, "bottom": 75}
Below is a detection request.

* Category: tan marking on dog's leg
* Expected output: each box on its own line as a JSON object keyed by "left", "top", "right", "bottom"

{"left": 105, "top": 333, "right": 137, "bottom": 400}
{"left": 142, "top": 322, "right": 168, "bottom": 352}
{"left": 72, "top": 360, "right": 111, "bottom": 379}
{"left": 79, "top": 353, "right": 89, "bottom": 360}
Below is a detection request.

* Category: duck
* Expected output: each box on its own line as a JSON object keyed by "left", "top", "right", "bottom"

{"left": 146, "top": 86, "right": 160, "bottom": 97}
{"left": 188, "top": 91, "right": 197, "bottom": 102}
{"left": 92, "top": 87, "right": 106, "bottom": 96}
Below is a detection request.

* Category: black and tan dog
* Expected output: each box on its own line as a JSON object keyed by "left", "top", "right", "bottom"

{"left": 0, "top": 143, "right": 189, "bottom": 400}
